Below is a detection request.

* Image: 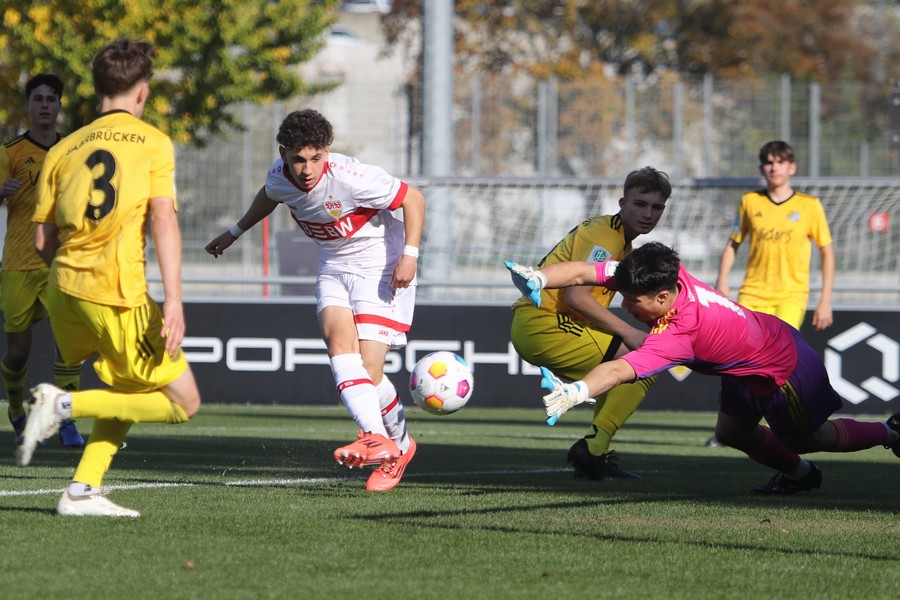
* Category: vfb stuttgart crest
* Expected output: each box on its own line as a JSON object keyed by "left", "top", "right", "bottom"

{"left": 324, "top": 198, "right": 342, "bottom": 218}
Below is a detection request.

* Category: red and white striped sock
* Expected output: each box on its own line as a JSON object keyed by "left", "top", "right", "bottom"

{"left": 330, "top": 354, "right": 387, "bottom": 436}
{"left": 375, "top": 377, "right": 409, "bottom": 453}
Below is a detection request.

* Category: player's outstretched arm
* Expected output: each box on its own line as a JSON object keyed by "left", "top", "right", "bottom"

{"left": 505, "top": 260, "right": 602, "bottom": 307}
{"left": 205, "top": 186, "right": 278, "bottom": 257}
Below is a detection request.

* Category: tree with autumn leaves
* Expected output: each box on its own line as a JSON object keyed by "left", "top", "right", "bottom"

{"left": 384, "top": 0, "right": 897, "bottom": 84}
{"left": 382, "top": 0, "right": 900, "bottom": 176}
{"left": 0, "top": 0, "right": 340, "bottom": 145}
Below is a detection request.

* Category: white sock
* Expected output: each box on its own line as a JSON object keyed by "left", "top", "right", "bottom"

{"left": 67, "top": 482, "right": 98, "bottom": 497}
{"left": 330, "top": 354, "right": 387, "bottom": 436}
{"left": 375, "top": 377, "right": 409, "bottom": 453}
{"left": 56, "top": 392, "right": 73, "bottom": 419}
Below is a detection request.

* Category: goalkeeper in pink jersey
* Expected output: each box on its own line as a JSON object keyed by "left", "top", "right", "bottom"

{"left": 506, "top": 242, "right": 900, "bottom": 494}
{"left": 206, "top": 109, "right": 426, "bottom": 492}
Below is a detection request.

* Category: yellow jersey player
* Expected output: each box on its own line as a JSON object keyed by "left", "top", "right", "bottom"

{"left": 19, "top": 39, "right": 202, "bottom": 518}
{"left": 717, "top": 140, "right": 834, "bottom": 332}
{"left": 509, "top": 167, "right": 671, "bottom": 479}
{"left": 0, "top": 74, "right": 83, "bottom": 447}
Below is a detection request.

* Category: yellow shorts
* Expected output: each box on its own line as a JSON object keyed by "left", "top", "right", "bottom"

{"left": 46, "top": 285, "right": 187, "bottom": 392}
{"left": 0, "top": 269, "right": 49, "bottom": 333}
{"left": 737, "top": 296, "right": 805, "bottom": 330}
{"left": 510, "top": 304, "right": 620, "bottom": 381}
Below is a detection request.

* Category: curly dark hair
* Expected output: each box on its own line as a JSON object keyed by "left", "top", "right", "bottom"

{"left": 277, "top": 109, "right": 334, "bottom": 150}
{"left": 614, "top": 241, "right": 680, "bottom": 297}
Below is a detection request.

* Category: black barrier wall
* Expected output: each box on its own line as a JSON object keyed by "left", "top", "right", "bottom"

{"left": 4, "top": 303, "right": 899, "bottom": 416}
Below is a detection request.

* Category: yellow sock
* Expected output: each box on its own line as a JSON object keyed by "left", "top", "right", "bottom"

{"left": 71, "top": 389, "right": 189, "bottom": 424}
{"left": 72, "top": 419, "right": 132, "bottom": 488}
{"left": 585, "top": 377, "right": 655, "bottom": 455}
{"left": 1, "top": 361, "right": 27, "bottom": 418}
{"left": 54, "top": 362, "right": 82, "bottom": 392}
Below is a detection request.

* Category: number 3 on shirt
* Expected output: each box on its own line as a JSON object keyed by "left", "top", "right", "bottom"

{"left": 85, "top": 149, "right": 117, "bottom": 221}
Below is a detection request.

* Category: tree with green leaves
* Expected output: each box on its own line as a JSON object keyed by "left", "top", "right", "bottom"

{"left": 0, "top": 0, "right": 339, "bottom": 145}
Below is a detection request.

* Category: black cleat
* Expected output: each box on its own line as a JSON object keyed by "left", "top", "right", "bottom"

{"left": 750, "top": 462, "right": 822, "bottom": 495}
{"left": 567, "top": 438, "right": 640, "bottom": 480}
{"left": 886, "top": 412, "right": 900, "bottom": 458}
{"left": 704, "top": 434, "right": 722, "bottom": 448}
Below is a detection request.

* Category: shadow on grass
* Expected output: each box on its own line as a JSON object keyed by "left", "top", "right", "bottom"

{"left": 4, "top": 422, "right": 898, "bottom": 518}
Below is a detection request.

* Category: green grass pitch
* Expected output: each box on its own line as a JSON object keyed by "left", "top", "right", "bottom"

{"left": 2, "top": 405, "right": 899, "bottom": 599}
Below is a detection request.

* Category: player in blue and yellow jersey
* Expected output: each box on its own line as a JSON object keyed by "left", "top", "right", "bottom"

{"left": 17, "top": 39, "right": 202, "bottom": 518}
{"left": 509, "top": 167, "right": 671, "bottom": 479}
{"left": 0, "top": 74, "right": 83, "bottom": 447}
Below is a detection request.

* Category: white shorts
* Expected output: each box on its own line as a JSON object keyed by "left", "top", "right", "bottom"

{"left": 316, "top": 272, "right": 416, "bottom": 349}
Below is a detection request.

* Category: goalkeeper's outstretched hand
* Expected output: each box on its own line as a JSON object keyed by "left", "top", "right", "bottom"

{"left": 539, "top": 367, "right": 593, "bottom": 426}
{"left": 504, "top": 260, "right": 546, "bottom": 307}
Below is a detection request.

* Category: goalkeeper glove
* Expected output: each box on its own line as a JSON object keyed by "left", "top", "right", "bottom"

{"left": 504, "top": 260, "right": 547, "bottom": 307}
{"left": 540, "top": 366, "right": 592, "bottom": 426}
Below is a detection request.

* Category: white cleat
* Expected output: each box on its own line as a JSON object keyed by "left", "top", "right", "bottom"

{"left": 15, "top": 384, "right": 65, "bottom": 467}
{"left": 56, "top": 492, "right": 140, "bottom": 518}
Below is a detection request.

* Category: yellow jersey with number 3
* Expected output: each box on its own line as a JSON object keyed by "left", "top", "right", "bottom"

{"left": 730, "top": 189, "right": 832, "bottom": 306}
{"left": 0, "top": 134, "right": 61, "bottom": 271}
{"left": 33, "top": 110, "right": 176, "bottom": 308}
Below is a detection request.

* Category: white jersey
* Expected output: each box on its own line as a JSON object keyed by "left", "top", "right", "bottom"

{"left": 265, "top": 152, "right": 409, "bottom": 276}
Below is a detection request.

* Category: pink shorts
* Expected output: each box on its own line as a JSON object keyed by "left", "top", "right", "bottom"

{"left": 316, "top": 271, "right": 416, "bottom": 349}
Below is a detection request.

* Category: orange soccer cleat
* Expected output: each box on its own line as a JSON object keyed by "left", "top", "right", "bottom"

{"left": 366, "top": 436, "right": 417, "bottom": 492}
{"left": 333, "top": 431, "right": 400, "bottom": 469}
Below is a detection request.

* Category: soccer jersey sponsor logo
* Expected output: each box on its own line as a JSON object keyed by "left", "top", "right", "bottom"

{"left": 293, "top": 207, "right": 378, "bottom": 240}
{"left": 757, "top": 227, "right": 793, "bottom": 243}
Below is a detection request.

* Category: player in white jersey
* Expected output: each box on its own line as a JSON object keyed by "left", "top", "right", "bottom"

{"left": 206, "top": 109, "right": 426, "bottom": 491}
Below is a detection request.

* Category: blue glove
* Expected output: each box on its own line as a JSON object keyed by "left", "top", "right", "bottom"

{"left": 504, "top": 260, "right": 546, "bottom": 307}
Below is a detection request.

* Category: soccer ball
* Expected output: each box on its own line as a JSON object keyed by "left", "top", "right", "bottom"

{"left": 409, "top": 351, "right": 474, "bottom": 415}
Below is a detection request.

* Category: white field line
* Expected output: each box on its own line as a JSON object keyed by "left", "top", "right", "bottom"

{"left": 0, "top": 467, "right": 568, "bottom": 498}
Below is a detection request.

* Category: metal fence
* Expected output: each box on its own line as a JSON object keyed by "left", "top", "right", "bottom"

{"left": 151, "top": 71, "right": 900, "bottom": 306}
{"left": 4, "top": 73, "right": 898, "bottom": 306}
{"left": 154, "top": 173, "right": 900, "bottom": 308}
